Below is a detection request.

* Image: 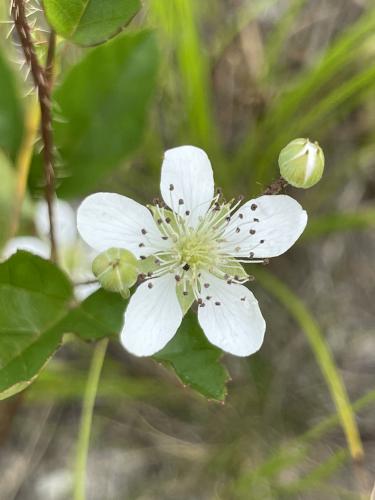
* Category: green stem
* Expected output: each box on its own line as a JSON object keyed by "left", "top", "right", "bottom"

{"left": 254, "top": 269, "right": 364, "bottom": 462}
{"left": 73, "top": 338, "right": 108, "bottom": 500}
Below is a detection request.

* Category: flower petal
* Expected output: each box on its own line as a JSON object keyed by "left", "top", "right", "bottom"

{"left": 74, "top": 282, "right": 101, "bottom": 301}
{"left": 77, "top": 193, "right": 169, "bottom": 257}
{"left": 121, "top": 274, "right": 183, "bottom": 356}
{"left": 221, "top": 195, "right": 307, "bottom": 258}
{"left": 197, "top": 273, "right": 265, "bottom": 356}
{"left": 2, "top": 237, "right": 50, "bottom": 260}
{"left": 35, "top": 199, "right": 77, "bottom": 247}
{"left": 160, "top": 145, "right": 214, "bottom": 227}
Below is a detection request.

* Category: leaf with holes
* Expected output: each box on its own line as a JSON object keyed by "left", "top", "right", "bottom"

{"left": 43, "top": 0, "right": 141, "bottom": 46}
{"left": 154, "top": 312, "right": 230, "bottom": 401}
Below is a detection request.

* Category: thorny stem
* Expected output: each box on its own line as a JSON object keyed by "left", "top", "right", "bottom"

{"left": 11, "top": 0, "right": 57, "bottom": 262}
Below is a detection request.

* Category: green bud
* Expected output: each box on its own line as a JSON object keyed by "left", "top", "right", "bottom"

{"left": 92, "top": 248, "right": 138, "bottom": 298}
{"left": 278, "top": 138, "right": 325, "bottom": 189}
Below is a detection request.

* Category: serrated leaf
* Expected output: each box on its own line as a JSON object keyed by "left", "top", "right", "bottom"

{"left": 154, "top": 312, "right": 229, "bottom": 401}
{"left": 61, "top": 288, "right": 126, "bottom": 341}
{"left": 50, "top": 31, "right": 158, "bottom": 198}
{"left": 44, "top": 0, "right": 141, "bottom": 46}
{"left": 0, "top": 50, "right": 23, "bottom": 158}
{"left": 0, "top": 251, "right": 73, "bottom": 397}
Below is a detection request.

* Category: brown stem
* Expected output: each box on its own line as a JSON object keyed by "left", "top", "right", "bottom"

{"left": 263, "top": 176, "right": 289, "bottom": 195}
{"left": 11, "top": 0, "right": 57, "bottom": 262}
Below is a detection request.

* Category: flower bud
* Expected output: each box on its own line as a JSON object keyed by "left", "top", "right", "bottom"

{"left": 278, "top": 138, "right": 324, "bottom": 189}
{"left": 92, "top": 248, "right": 138, "bottom": 298}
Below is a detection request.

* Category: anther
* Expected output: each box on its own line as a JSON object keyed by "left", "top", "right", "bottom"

{"left": 260, "top": 239, "right": 265, "bottom": 244}
{"left": 161, "top": 236, "right": 168, "bottom": 240}
{"left": 148, "top": 282, "right": 153, "bottom": 289}
{"left": 215, "top": 301, "right": 221, "bottom": 306}
{"left": 169, "top": 184, "right": 174, "bottom": 191}
{"left": 139, "top": 243, "right": 145, "bottom": 247}
{"left": 147, "top": 272, "right": 153, "bottom": 277}
{"left": 175, "top": 275, "right": 181, "bottom": 282}
{"left": 165, "top": 217, "right": 171, "bottom": 223}
{"left": 254, "top": 218, "right": 259, "bottom": 222}
{"left": 236, "top": 227, "right": 240, "bottom": 233}
{"left": 185, "top": 210, "right": 190, "bottom": 216}
{"left": 225, "top": 216, "right": 231, "bottom": 222}
{"left": 178, "top": 198, "right": 184, "bottom": 205}
{"left": 141, "top": 228, "right": 147, "bottom": 235}
{"left": 240, "top": 297, "right": 246, "bottom": 301}
{"left": 249, "top": 229, "right": 256, "bottom": 235}
{"left": 197, "top": 298, "right": 203, "bottom": 305}
{"left": 204, "top": 283, "right": 210, "bottom": 288}
{"left": 249, "top": 252, "right": 254, "bottom": 258}
{"left": 183, "top": 291, "right": 188, "bottom": 296}
{"left": 182, "top": 263, "right": 190, "bottom": 271}
{"left": 206, "top": 296, "right": 212, "bottom": 300}
{"left": 239, "top": 213, "right": 243, "bottom": 219}
{"left": 157, "top": 218, "right": 162, "bottom": 225}
{"left": 251, "top": 204, "right": 257, "bottom": 211}
{"left": 140, "top": 255, "right": 146, "bottom": 260}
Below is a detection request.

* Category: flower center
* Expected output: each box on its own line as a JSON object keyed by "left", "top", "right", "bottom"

{"left": 176, "top": 232, "right": 216, "bottom": 269}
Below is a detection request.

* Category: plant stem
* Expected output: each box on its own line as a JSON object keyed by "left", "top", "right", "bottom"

{"left": 11, "top": 0, "right": 57, "bottom": 262}
{"left": 254, "top": 268, "right": 364, "bottom": 462}
{"left": 73, "top": 338, "right": 109, "bottom": 500}
{"left": 9, "top": 96, "right": 40, "bottom": 239}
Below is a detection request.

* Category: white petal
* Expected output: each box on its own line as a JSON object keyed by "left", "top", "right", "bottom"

{"left": 221, "top": 195, "right": 307, "bottom": 258}
{"left": 121, "top": 274, "right": 183, "bottom": 356}
{"left": 160, "top": 145, "right": 215, "bottom": 227}
{"left": 198, "top": 273, "right": 265, "bottom": 356}
{"left": 77, "top": 193, "right": 169, "bottom": 258}
{"left": 2, "top": 237, "right": 50, "bottom": 260}
{"left": 35, "top": 199, "right": 77, "bottom": 247}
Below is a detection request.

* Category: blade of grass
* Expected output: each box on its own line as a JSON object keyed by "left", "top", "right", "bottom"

{"left": 301, "top": 208, "right": 375, "bottom": 241}
{"left": 253, "top": 268, "right": 364, "bottom": 462}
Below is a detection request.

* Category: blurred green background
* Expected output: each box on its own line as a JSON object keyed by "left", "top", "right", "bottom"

{"left": 0, "top": 0, "right": 375, "bottom": 498}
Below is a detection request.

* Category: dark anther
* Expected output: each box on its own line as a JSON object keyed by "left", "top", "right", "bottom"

{"left": 240, "top": 297, "right": 246, "bottom": 301}
{"left": 178, "top": 198, "right": 184, "bottom": 205}
{"left": 182, "top": 263, "right": 190, "bottom": 271}
{"left": 239, "top": 213, "right": 243, "bottom": 219}
{"left": 147, "top": 272, "right": 153, "bottom": 277}
{"left": 169, "top": 184, "right": 174, "bottom": 191}
{"left": 139, "top": 243, "right": 145, "bottom": 247}
{"left": 185, "top": 210, "right": 190, "bottom": 216}
{"left": 157, "top": 218, "right": 162, "bottom": 225}
{"left": 206, "top": 296, "right": 211, "bottom": 300}
{"left": 251, "top": 204, "right": 257, "bottom": 211}
{"left": 165, "top": 217, "right": 171, "bottom": 223}
{"left": 236, "top": 227, "right": 240, "bottom": 233}
{"left": 141, "top": 228, "right": 147, "bottom": 235}
{"left": 161, "top": 236, "right": 168, "bottom": 240}
{"left": 224, "top": 273, "right": 229, "bottom": 279}
{"left": 148, "top": 282, "right": 153, "bottom": 289}
{"left": 154, "top": 258, "right": 161, "bottom": 264}
{"left": 183, "top": 291, "right": 188, "bottom": 296}
{"left": 175, "top": 275, "right": 181, "bottom": 282}
{"left": 197, "top": 298, "right": 203, "bottom": 305}
{"left": 215, "top": 301, "right": 221, "bottom": 306}
{"left": 226, "top": 216, "right": 231, "bottom": 222}
{"left": 234, "top": 275, "right": 239, "bottom": 280}
{"left": 140, "top": 255, "right": 146, "bottom": 260}
{"left": 249, "top": 229, "right": 256, "bottom": 235}
{"left": 260, "top": 239, "right": 265, "bottom": 244}
{"left": 227, "top": 279, "right": 232, "bottom": 285}
{"left": 204, "top": 283, "right": 210, "bottom": 288}
{"left": 254, "top": 218, "right": 259, "bottom": 222}
{"left": 249, "top": 252, "right": 254, "bottom": 258}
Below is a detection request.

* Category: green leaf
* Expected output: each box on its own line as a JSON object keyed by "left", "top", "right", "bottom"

{"left": 0, "top": 152, "right": 16, "bottom": 249}
{"left": 52, "top": 31, "right": 158, "bottom": 198}
{"left": 154, "top": 312, "right": 230, "bottom": 401}
{"left": 61, "top": 288, "right": 126, "bottom": 341}
{"left": 43, "top": 0, "right": 141, "bottom": 46}
{"left": 0, "top": 50, "right": 23, "bottom": 158}
{"left": 0, "top": 251, "right": 73, "bottom": 398}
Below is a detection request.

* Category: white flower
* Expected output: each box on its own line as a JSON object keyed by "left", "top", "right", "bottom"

{"left": 3, "top": 199, "right": 99, "bottom": 300}
{"left": 77, "top": 146, "right": 308, "bottom": 357}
